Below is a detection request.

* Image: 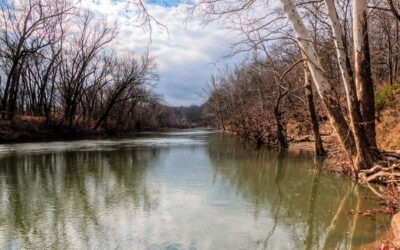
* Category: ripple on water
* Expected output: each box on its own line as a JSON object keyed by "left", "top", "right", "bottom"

{"left": 0, "top": 137, "right": 205, "bottom": 156}
{"left": 148, "top": 242, "right": 197, "bottom": 250}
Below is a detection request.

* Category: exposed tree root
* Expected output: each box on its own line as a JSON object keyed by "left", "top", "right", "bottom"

{"left": 358, "top": 152, "right": 400, "bottom": 185}
{"left": 356, "top": 152, "right": 400, "bottom": 214}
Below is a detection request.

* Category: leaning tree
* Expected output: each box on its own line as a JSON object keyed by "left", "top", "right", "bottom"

{"left": 189, "top": 0, "right": 400, "bottom": 182}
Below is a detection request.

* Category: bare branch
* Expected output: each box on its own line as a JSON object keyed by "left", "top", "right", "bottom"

{"left": 387, "top": 0, "right": 400, "bottom": 21}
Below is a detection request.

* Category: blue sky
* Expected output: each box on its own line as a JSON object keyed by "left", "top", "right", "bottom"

{"left": 107, "top": 0, "right": 192, "bottom": 6}
{"left": 83, "top": 0, "right": 235, "bottom": 106}
{"left": 146, "top": 0, "right": 194, "bottom": 7}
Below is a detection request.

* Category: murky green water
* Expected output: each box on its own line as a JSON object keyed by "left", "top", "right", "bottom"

{"left": 0, "top": 130, "right": 391, "bottom": 249}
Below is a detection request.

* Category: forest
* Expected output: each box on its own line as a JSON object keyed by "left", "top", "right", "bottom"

{"left": 196, "top": 0, "right": 400, "bottom": 184}
{"left": 0, "top": 0, "right": 208, "bottom": 141}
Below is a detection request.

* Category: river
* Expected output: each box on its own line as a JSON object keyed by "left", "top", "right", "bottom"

{"left": 0, "top": 129, "right": 391, "bottom": 249}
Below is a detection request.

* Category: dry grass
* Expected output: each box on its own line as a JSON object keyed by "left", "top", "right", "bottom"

{"left": 377, "top": 113, "right": 400, "bottom": 150}
{"left": 376, "top": 95, "right": 400, "bottom": 150}
{"left": 19, "top": 115, "right": 45, "bottom": 122}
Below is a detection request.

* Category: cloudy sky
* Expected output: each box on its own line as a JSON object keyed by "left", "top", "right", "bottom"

{"left": 80, "top": 0, "right": 238, "bottom": 106}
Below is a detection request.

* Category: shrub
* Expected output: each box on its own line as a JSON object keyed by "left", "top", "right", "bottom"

{"left": 375, "top": 84, "right": 400, "bottom": 112}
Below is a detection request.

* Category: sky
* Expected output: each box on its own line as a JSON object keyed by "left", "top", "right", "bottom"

{"left": 80, "top": 0, "right": 237, "bottom": 106}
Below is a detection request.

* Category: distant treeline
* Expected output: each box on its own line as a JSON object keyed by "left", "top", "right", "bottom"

{"left": 159, "top": 105, "right": 211, "bottom": 128}
{"left": 0, "top": 0, "right": 210, "bottom": 136}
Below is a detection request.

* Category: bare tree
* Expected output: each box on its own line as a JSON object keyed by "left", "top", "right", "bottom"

{"left": 93, "top": 54, "right": 157, "bottom": 130}
{"left": 279, "top": 0, "right": 356, "bottom": 157}
{"left": 192, "top": 0, "right": 396, "bottom": 172}
{"left": 57, "top": 10, "right": 117, "bottom": 128}
{"left": 304, "top": 64, "right": 326, "bottom": 156}
{"left": 353, "top": 0, "right": 377, "bottom": 150}
{"left": 324, "top": 0, "right": 375, "bottom": 169}
{"left": 0, "top": 0, "right": 73, "bottom": 120}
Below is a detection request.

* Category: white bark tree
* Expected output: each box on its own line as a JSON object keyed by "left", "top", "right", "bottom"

{"left": 193, "top": 0, "right": 393, "bottom": 173}
{"left": 278, "top": 0, "right": 378, "bottom": 170}
{"left": 324, "top": 0, "right": 374, "bottom": 170}
{"left": 353, "top": 0, "right": 377, "bottom": 150}
{"left": 279, "top": 0, "right": 356, "bottom": 158}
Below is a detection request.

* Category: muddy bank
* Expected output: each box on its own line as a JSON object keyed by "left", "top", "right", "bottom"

{"left": 0, "top": 119, "right": 208, "bottom": 144}
{"left": 0, "top": 119, "right": 137, "bottom": 143}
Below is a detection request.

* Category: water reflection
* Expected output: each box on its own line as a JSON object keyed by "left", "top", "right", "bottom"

{"left": 0, "top": 149, "right": 160, "bottom": 249}
{"left": 0, "top": 130, "right": 391, "bottom": 249}
{"left": 207, "top": 134, "right": 390, "bottom": 249}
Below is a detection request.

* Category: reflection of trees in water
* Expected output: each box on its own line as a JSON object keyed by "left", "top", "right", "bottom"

{"left": 207, "top": 134, "right": 390, "bottom": 249}
{"left": 263, "top": 151, "right": 285, "bottom": 249}
{"left": 304, "top": 159, "right": 325, "bottom": 250}
{"left": 0, "top": 148, "right": 160, "bottom": 249}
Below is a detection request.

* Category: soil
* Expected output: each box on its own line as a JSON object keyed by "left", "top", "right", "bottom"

{"left": 0, "top": 118, "right": 117, "bottom": 143}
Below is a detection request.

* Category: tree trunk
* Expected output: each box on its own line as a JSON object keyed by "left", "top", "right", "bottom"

{"left": 388, "top": 30, "right": 394, "bottom": 86}
{"left": 274, "top": 93, "right": 288, "bottom": 149}
{"left": 304, "top": 65, "right": 326, "bottom": 156}
{"left": 279, "top": 0, "right": 356, "bottom": 158}
{"left": 324, "top": 0, "right": 374, "bottom": 170}
{"left": 2, "top": 61, "right": 21, "bottom": 120}
{"left": 214, "top": 100, "right": 226, "bottom": 131}
{"left": 388, "top": 0, "right": 400, "bottom": 22}
{"left": 353, "top": 0, "right": 377, "bottom": 149}
{"left": 93, "top": 97, "right": 118, "bottom": 130}
{"left": 396, "top": 22, "right": 399, "bottom": 80}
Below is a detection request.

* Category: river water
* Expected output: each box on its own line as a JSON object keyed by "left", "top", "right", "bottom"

{"left": 0, "top": 129, "right": 391, "bottom": 249}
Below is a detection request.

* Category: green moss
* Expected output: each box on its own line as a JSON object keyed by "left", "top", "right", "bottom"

{"left": 375, "top": 83, "right": 400, "bottom": 112}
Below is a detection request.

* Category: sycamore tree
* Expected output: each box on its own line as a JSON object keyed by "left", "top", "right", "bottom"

{"left": 279, "top": 0, "right": 376, "bottom": 172}
{"left": 189, "top": 0, "right": 400, "bottom": 181}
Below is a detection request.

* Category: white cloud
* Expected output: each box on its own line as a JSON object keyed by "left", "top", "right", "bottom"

{"left": 80, "top": 0, "right": 237, "bottom": 106}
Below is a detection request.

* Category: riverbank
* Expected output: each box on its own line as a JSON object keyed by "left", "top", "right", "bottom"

{"left": 0, "top": 119, "right": 109, "bottom": 143}
{"left": 0, "top": 117, "right": 210, "bottom": 144}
